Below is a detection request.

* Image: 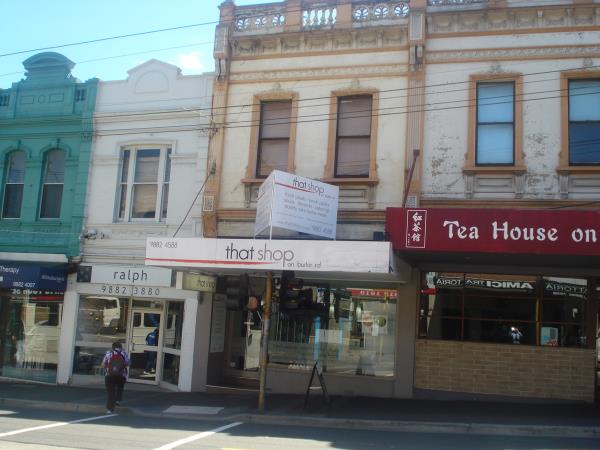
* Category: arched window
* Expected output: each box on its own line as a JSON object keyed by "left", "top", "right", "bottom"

{"left": 2, "top": 151, "right": 26, "bottom": 219}
{"left": 40, "top": 150, "right": 65, "bottom": 219}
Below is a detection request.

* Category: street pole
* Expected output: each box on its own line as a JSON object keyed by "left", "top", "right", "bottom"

{"left": 258, "top": 271, "right": 273, "bottom": 411}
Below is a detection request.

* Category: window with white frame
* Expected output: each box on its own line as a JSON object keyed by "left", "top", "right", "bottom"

{"left": 39, "top": 150, "right": 64, "bottom": 219}
{"left": 117, "top": 146, "right": 171, "bottom": 220}
{"left": 2, "top": 151, "right": 25, "bottom": 219}
{"left": 568, "top": 79, "right": 600, "bottom": 165}
{"left": 476, "top": 82, "right": 515, "bottom": 165}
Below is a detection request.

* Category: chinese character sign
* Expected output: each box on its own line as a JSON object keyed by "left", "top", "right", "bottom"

{"left": 406, "top": 209, "right": 427, "bottom": 249}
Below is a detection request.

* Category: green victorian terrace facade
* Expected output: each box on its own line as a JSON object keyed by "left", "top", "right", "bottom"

{"left": 0, "top": 52, "right": 97, "bottom": 257}
{"left": 0, "top": 53, "right": 97, "bottom": 383}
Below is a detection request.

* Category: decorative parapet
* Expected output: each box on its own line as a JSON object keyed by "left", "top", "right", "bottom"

{"left": 303, "top": 3, "right": 337, "bottom": 30}
{"left": 232, "top": 1, "right": 410, "bottom": 36}
{"left": 427, "top": 5, "right": 600, "bottom": 35}
{"left": 428, "top": 0, "right": 487, "bottom": 5}
{"left": 352, "top": 2, "right": 410, "bottom": 23}
{"left": 234, "top": 4, "right": 287, "bottom": 34}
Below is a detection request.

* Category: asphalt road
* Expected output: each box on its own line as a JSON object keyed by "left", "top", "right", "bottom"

{"left": 1, "top": 406, "right": 600, "bottom": 450}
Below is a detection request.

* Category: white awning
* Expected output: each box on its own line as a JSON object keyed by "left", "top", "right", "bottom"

{"left": 145, "top": 238, "right": 408, "bottom": 284}
{"left": 0, "top": 252, "right": 68, "bottom": 264}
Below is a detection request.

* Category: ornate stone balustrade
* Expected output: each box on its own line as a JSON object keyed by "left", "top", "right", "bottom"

{"left": 352, "top": 2, "right": 410, "bottom": 22}
{"left": 302, "top": 4, "right": 337, "bottom": 29}
{"left": 232, "top": 1, "right": 412, "bottom": 36}
{"left": 234, "top": 5, "right": 287, "bottom": 34}
{"left": 428, "top": 0, "right": 486, "bottom": 6}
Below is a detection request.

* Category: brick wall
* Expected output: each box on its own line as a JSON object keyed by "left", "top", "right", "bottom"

{"left": 415, "top": 340, "right": 596, "bottom": 402}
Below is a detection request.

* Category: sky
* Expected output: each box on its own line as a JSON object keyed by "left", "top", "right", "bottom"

{"left": 0, "top": 0, "right": 269, "bottom": 88}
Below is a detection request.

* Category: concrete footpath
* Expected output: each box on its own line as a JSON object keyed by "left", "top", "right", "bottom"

{"left": 1, "top": 380, "right": 600, "bottom": 438}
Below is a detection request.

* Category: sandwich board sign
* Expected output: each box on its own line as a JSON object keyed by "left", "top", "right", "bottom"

{"left": 254, "top": 170, "right": 339, "bottom": 240}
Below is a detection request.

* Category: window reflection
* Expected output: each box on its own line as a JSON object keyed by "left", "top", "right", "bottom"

{"left": 419, "top": 273, "right": 587, "bottom": 348}
{"left": 269, "top": 285, "right": 396, "bottom": 377}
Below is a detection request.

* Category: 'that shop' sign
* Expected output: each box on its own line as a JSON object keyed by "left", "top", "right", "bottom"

{"left": 146, "top": 238, "right": 391, "bottom": 273}
{"left": 254, "top": 170, "right": 339, "bottom": 239}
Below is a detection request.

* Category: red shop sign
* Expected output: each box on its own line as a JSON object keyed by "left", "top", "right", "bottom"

{"left": 385, "top": 208, "right": 600, "bottom": 256}
{"left": 347, "top": 289, "right": 398, "bottom": 299}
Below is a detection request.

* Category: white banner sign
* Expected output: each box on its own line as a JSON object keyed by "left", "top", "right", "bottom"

{"left": 146, "top": 238, "right": 391, "bottom": 273}
{"left": 90, "top": 265, "right": 172, "bottom": 287}
{"left": 254, "top": 170, "right": 339, "bottom": 239}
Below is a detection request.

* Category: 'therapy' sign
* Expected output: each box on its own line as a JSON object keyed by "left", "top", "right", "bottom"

{"left": 0, "top": 263, "right": 66, "bottom": 292}
{"left": 386, "top": 208, "right": 600, "bottom": 256}
{"left": 254, "top": 170, "right": 339, "bottom": 239}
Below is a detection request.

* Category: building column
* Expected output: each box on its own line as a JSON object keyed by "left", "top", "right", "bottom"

{"left": 393, "top": 269, "right": 418, "bottom": 398}
{"left": 57, "top": 282, "right": 79, "bottom": 385}
{"left": 179, "top": 294, "right": 214, "bottom": 391}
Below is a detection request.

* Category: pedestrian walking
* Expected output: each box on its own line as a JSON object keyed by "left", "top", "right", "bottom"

{"left": 102, "top": 341, "right": 130, "bottom": 414}
{"left": 144, "top": 328, "right": 159, "bottom": 374}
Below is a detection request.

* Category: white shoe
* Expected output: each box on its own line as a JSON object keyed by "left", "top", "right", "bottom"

{"left": 106, "top": 410, "right": 113, "bottom": 414}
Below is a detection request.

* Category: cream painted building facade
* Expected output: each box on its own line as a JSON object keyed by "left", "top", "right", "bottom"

{"left": 195, "top": 0, "right": 420, "bottom": 399}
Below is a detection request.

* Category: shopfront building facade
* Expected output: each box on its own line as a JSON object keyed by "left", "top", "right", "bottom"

{"left": 0, "top": 52, "right": 98, "bottom": 383}
{"left": 386, "top": 207, "right": 599, "bottom": 402}
{"left": 59, "top": 60, "right": 215, "bottom": 391}
{"left": 190, "top": 0, "right": 422, "bottom": 398}
{"left": 146, "top": 236, "right": 415, "bottom": 398}
{"left": 383, "top": 1, "right": 600, "bottom": 403}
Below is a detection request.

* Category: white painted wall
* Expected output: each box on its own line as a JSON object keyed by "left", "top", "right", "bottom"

{"left": 84, "top": 60, "right": 213, "bottom": 263}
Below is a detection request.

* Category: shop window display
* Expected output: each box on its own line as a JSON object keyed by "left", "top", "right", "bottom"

{"left": 73, "top": 296, "right": 129, "bottom": 375}
{"left": 419, "top": 273, "right": 587, "bottom": 347}
{"left": 0, "top": 292, "right": 63, "bottom": 383}
{"left": 268, "top": 278, "right": 396, "bottom": 377}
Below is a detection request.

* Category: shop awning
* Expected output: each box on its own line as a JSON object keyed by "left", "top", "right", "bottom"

{"left": 145, "top": 237, "right": 408, "bottom": 284}
{"left": 385, "top": 207, "right": 600, "bottom": 275}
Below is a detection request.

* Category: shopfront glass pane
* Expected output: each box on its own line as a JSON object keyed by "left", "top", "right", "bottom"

{"left": 161, "top": 353, "right": 180, "bottom": 385}
{"left": 76, "top": 296, "right": 128, "bottom": 345}
{"left": 269, "top": 286, "right": 396, "bottom": 377}
{"left": 541, "top": 323, "right": 585, "bottom": 348}
{"left": 541, "top": 277, "right": 586, "bottom": 347}
{"left": 164, "top": 301, "right": 183, "bottom": 350}
{"left": 72, "top": 346, "right": 108, "bottom": 376}
{"left": 0, "top": 293, "right": 63, "bottom": 383}
{"left": 463, "top": 319, "right": 534, "bottom": 345}
{"left": 423, "top": 317, "right": 462, "bottom": 340}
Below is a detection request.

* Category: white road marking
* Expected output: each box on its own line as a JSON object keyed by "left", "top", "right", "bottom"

{"left": 153, "top": 422, "right": 243, "bottom": 450}
{"left": 0, "top": 413, "right": 116, "bottom": 438}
